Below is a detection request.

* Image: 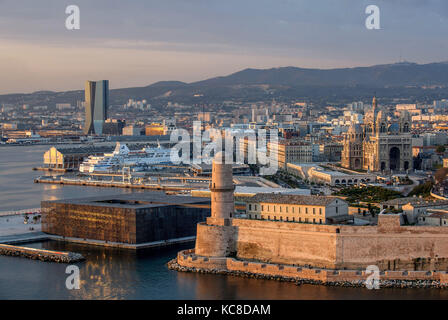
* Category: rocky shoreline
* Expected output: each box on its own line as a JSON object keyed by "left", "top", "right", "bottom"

{"left": 167, "top": 259, "right": 448, "bottom": 289}
{"left": 0, "top": 246, "right": 85, "bottom": 263}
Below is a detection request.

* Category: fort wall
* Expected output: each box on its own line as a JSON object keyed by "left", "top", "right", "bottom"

{"left": 191, "top": 214, "right": 448, "bottom": 272}
{"left": 174, "top": 249, "right": 448, "bottom": 286}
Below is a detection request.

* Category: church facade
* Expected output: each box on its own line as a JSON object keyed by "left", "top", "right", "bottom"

{"left": 342, "top": 97, "right": 413, "bottom": 173}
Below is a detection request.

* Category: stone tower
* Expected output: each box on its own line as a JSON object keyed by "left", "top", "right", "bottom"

{"left": 209, "top": 152, "right": 235, "bottom": 224}
{"left": 194, "top": 152, "right": 236, "bottom": 257}
{"left": 341, "top": 124, "right": 363, "bottom": 170}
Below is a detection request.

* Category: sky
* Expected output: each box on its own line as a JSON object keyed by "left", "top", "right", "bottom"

{"left": 0, "top": 0, "right": 447, "bottom": 93}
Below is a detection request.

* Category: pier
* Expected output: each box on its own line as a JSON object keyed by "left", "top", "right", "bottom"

{"left": 0, "top": 243, "right": 85, "bottom": 263}
{"left": 34, "top": 175, "right": 209, "bottom": 191}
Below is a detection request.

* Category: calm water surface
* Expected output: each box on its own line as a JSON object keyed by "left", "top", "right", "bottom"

{"left": 1, "top": 145, "right": 448, "bottom": 299}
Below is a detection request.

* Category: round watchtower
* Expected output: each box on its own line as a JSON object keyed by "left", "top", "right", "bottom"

{"left": 210, "top": 152, "right": 235, "bottom": 221}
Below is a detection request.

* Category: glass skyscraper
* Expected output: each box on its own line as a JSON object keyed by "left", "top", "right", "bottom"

{"left": 84, "top": 80, "right": 109, "bottom": 135}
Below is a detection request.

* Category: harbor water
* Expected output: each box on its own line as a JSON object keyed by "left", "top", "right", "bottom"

{"left": 1, "top": 145, "right": 448, "bottom": 299}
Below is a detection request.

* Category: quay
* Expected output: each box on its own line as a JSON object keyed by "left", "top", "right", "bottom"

{"left": 32, "top": 167, "right": 74, "bottom": 173}
{"left": 34, "top": 176, "right": 206, "bottom": 191}
{"left": 0, "top": 242, "right": 85, "bottom": 263}
{"left": 0, "top": 207, "right": 40, "bottom": 217}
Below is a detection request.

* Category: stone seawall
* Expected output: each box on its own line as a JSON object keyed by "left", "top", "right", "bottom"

{"left": 0, "top": 243, "right": 85, "bottom": 263}
{"left": 196, "top": 216, "right": 448, "bottom": 271}
{"left": 171, "top": 249, "right": 448, "bottom": 289}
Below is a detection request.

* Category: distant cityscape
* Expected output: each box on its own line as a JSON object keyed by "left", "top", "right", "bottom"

{"left": 4, "top": 68, "right": 448, "bottom": 306}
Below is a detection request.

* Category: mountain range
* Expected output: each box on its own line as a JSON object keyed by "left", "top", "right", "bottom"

{"left": 2, "top": 61, "right": 448, "bottom": 107}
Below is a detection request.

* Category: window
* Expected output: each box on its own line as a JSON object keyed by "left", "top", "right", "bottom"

{"left": 262, "top": 205, "right": 264, "bottom": 211}
{"left": 298, "top": 207, "right": 301, "bottom": 213}
{"left": 336, "top": 207, "right": 338, "bottom": 214}
{"left": 255, "top": 205, "right": 257, "bottom": 211}
{"left": 279, "top": 206, "right": 282, "bottom": 213}
{"left": 286, "top": 207, "right": 288, "bottom": 213}
{"left": 313, "top": 218, "right": 316, "bottom": 223}
{"left": 292, "top": 207, "right": 295, "bottom": 213}
{"left": 274, "top": 206, "right": 276, "bottom": 212}
{"left": 249, "top": 204, "right": 252, "bottom": 210}
{"left": 305, "top": 208, "right": 308, "bottom": 214}
{"left": 299, "top": 217, "right": 302, "bottom": 222}
{"left": 319, "top": 208, "right": 322, "bottom": 215}
{"left": 319, "top": 219, "right": 322, "bottom": 224}
{"left": 313, "top": 208, "right": 315, "bottom": 215}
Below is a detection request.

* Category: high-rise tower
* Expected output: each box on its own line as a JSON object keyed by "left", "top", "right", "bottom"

{"left": 84, "top": 80, "right": 109, "bottom": 135}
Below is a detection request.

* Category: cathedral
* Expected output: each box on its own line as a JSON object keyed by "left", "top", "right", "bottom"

{"left": 341, "top": 97, "right": 413, "bottom": 173}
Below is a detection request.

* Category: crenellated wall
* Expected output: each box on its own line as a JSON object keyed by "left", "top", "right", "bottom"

{"left": 193, "top": 214, "right": 448, "bottom": 271}
{"left": 176, "top": 249, "right": 448, "bottom": 284}
{"left": 231, "top": 218, "right": 339, "bottom": 268}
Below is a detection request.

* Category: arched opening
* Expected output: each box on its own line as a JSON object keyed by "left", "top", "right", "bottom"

{"left": 348, "top": 179, "right": 353, "bottom": 184}
{"left": 354, "top": 158, "right": 360, "bottom": 169}
{"left": 404, "top": 161, "right": 409, "bottom": 171}
{"left": 341, "top": 179, "right": 346, "bottom": 184}
{"left": 335, "top": 179, "right": 340, "bottom": 184}
{"left": 403, "top": 123, "right": 409, "bottom": 132}
{"left": 389, "top": 147, "right": 400, "bottom": 171}
{"left": 381, "top": 162, "right": 386, "bottom": 171}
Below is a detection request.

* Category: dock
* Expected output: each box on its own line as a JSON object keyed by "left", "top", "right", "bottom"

{"left": 34, "top": 176, "right": 208, "bottom": 191}
{"left": 0, "top": 242, "right": 85, "bottom": 263}
{"left": 32, "top": 167, "right": 74, "bottom": 173}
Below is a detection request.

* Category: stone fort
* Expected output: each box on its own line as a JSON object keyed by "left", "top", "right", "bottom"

{"left": 175, "top": 153, "right": 448, "bottom": 284}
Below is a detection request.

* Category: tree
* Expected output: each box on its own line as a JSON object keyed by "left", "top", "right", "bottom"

{"left": 436, "top": 145, "right": 446, "bottom": 153}
{"left": 435, "top": 168, "right": 448, "bottom": 184}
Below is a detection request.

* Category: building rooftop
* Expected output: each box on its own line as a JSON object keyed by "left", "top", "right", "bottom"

{"left": 246, "top": 193, "right": 344, "bottom": 206}
{"left": 42, "top": 193, "right": 210, "bottom": 209}
{"left": 427, "top": 211, "right": 448, "bottom": 219}
{"left": 381, "top": 197, "right": 424, "bottom": 206}
{"left": 407, "top": 200, "right": 448, "bottom": 208}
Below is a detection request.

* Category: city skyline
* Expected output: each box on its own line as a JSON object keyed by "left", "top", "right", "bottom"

{"left": 84, "top": 80, "right": 109, "bottom": 135}
{"left": 1, "top": 0, "right": 448, "bottom": 93}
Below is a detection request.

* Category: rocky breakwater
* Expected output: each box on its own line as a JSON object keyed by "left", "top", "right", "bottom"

{"left": 0, "top": 244, "right": 85, "bottom": 263}
{"left": 167, "top": 258, "right": 448, "bottom": 289}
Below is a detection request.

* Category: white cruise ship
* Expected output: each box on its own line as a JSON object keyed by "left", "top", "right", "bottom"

{"left": 79, "top": 142, "right": 172, "bottom": 173}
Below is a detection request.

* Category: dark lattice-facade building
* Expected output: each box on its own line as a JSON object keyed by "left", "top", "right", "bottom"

{"left": 42, "top": 194, "right": 210, "bottom": 244}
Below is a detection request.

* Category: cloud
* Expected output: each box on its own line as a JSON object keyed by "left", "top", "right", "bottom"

{"left": 0, "top": 0, "right": 447, "bottom": 93}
